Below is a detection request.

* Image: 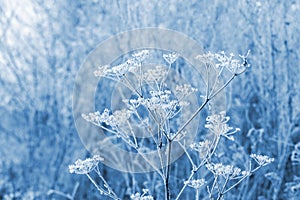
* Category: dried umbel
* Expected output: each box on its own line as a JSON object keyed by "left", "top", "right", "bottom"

{"left": 205, "top": 111, "right": 240, "bottom": 141}
{"left": 250, "top": 154, "right": 275, "bottom": 166}
{"left": 205, "top": 163, "right": 247, "bottom": 179}
{"left": 195, "top": 50, "right": 250, "bottom": 75}
{"left": 130, "top": 189, "right": 154, "bottom": 200}
{"left": 184, "top": 179, "right": 206, "bottom": 189}
{"left": 69, "top": 155, "right": 104, "bottom": 174}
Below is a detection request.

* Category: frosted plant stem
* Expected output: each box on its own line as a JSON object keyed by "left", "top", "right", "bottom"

{"left": 162, "top": 95, "right": 189, "bottom": 124}
{"left": 103, "top": 75, "right": 141, "bottom": 96}
{"left": 157, "top": 125, "right": 166, "bottom": 176}
{"left": 222, "top": 165, "right": 262, "bottom": 195}
{"left": 126, "top": 120, "right": 138, "bottom": 147}
{"left": 196, "top": 188, "right": 200, "bottom": 200}
{"left": 71, "top": 182, "right": 80, "bottom": 199}
{"left": 217, "top": 176, "right": 229, "bottom": 200}
{"left": 160, "top": 63, "right": 171, "bottom": 90}
{"left": 139, "top": 62, "right": 143, "bottom": 95}
{"left": 178, "top": 141, "right": 196, "bottom": 168}
{"left": 172, "top": 73, "right": 237, "bottom": 141}
{"left": 205, "top": 63, "right": 210, "bottom": 98}
{"left": 95, "top": 165, "right": 119, "bottom": 199}
{"left": 93, "top": 122, "right": 119, "bottom": 135}
{"left": 86, "top": 173, "right": 119, "bottom": 200}
{"left": 208, "top": 136, "right": 221, "bottom": 160}
{"left": 123, "top": 74, "right": 142, "bottom": 97}
{"left": 125, "top": 138, "right": 165, "bottom": 179}
{"left": 222, "top": 175, "right": 248, "bottom": 195}
{"left": 207, "top": 67, "right": 220, "bottom": 98}
{"left": 171, "top": 98, "right": 209, "bottom": 141}
{"left": 165, "top": 139, "right": 172, "bottom": 200}
{"left": 209, "top": 73, "right": 236, "bottom": 100}
{"left": 110, "top": 125, "right": 164, "bottom": 178}
{"left": 210, "top": 176, "right": 219, "bottom": 198}
{"left": 47, "top": 190, "right": 73, "bottom": 200}
{"left": 132, "top": 108, "right": 156, "bottom": 138}
{"left": 175, "top": 159, "right": 207, "bottom": 200}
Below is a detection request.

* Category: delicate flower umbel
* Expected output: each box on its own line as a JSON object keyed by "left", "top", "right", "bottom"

{"left": 143, "top": 65, "right": 167, "bottom": 82}
{"left": 190, "top": 140, "right": 210, "bottom": 152}
{"left": 69, "top": 155, "right": 104, "bottom": 174}
{"left": 205, "top": 163, "right": 246, "bottom": 178}
{"left": 205, "top": 111, "right": 240, "bottom": 141}
{"left": 94, "top": 65, "right": 110, "bottom": 77}
{"left": 163, "top": 52, "right": 180, "bottom": 65}
{"left": 142, "top": 90, "right": 179, "bottom": 118}
{"left": 130, "top": 189, "right": 154, "bottom": 200}
{"left": 132, "top": 50, "right": 150, "bottom": 62}
{"left": 82, "top": 109, "right": 132, "bottom": 130}
{"left": 190, "top": 140, "right": 211, "bottom": 158}
{"left": 195, "top": 50, "right": 250, "bottom": 75}
{"left": 250, "top": 154, "right": 274, "bottom": 166}
{"left": 112, "top": 109, "right": 132, "bottom": 125}
{"left": 93, "top": 50, "right": 149, "bottom": 78}
{"left": 184, "top": 179, "right": 206, "bottom": 189}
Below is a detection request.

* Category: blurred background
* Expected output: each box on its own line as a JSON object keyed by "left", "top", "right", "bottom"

{"left": 0, "top": 0, "right": 300, "bottom": 199}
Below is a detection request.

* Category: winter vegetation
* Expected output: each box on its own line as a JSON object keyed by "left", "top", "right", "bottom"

{"left": 1, "top": 0, "right": 300, "bottom": 199}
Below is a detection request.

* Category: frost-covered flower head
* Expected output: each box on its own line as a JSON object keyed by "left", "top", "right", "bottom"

{"left": 163, "top": 52, "right": 180, "bottom": 65}
{"left": 190, "top": 140, "right": 211, "bottom": 159}
{"left": 250, "top": 154, "right": 274, "bottom": 166}
{"left": 184, "top": 179, "right": 206, "bottom": 189}
{"left": 138, "top": 90, "right": 179, "bottom": 114}
{"left": 94, "top": 65, "right": 110, "bottom": 77}
{"left": 132, "top": 50, "right": 150, "bottom": 62}
{"left": 130, "top": 189, "right": 154, "bottom": 200}
{"left": 82, "top": 109, "right": 132, "bottom": 129}
{"left": 93, "top": 50, "right": 150, "bottom": 78}
{"left": 205, "top": 163, "right": 246, "bottom": 178}
{"left": 69, "top": 155, "right": 104, "bottom": 174}
{"left": 205, "top": 111, "right": 240, "bottom": 141}
{"left": 195, "top": 50, "right": 250, "bottom": 75}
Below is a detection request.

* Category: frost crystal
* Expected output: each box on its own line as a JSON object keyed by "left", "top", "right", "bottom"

{"left": 69, "top": 155, "right": 104, "bottom": 174}
{"left": 250, "top": 154, "right": 275, "bottom": 166}
{"left": 184, "top": 179, "right": 206, "bottom": 189}
{"left": 163, "top": 52, "right": 179, "bottom": 64}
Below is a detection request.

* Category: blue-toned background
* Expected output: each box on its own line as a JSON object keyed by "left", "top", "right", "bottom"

{"left": 1, "top": 0, "right": 300, "bottom": 199}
